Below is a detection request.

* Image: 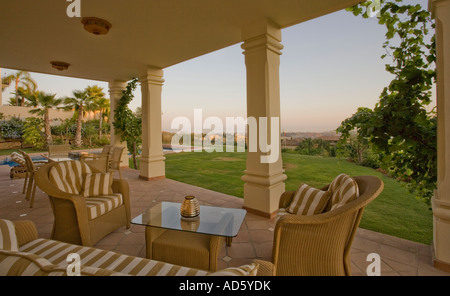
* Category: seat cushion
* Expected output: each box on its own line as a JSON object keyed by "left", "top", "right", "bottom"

{"left": 327, "top": 174, "right": 359, "bottom": 211}
{"left": 286, "top": 184, "right": 331, "bottom": 215}
{"left": 0, "top": 219, "right": 19, "bottom": 251}
{"left": 49, "top": 161, "right": 92, "bottom": 194}
{"left": 85, "top": 193, "right": 123, "bottom": 220}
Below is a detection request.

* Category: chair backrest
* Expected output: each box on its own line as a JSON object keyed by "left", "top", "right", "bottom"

{"left": 19, "top": 150, "right": 36, "bottom": 172}
{"left": 101, "top": 145, "right": 113, "bottom": 155}
{"left": 273, "top": 175, "right": 384, "bottom": 276}
{"left": 110, "top": 146, "right": 125, "bottom": 169}
{"left": 48, "top": 144, "right": 71, "bottom": 157}
{"left": 10, "top": 152, "right": 26, "bottom": 167}
{"left": 47, "top": 160, "right": 92, "bottom": 195}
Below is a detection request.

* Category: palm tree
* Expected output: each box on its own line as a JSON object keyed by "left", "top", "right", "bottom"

{"left": 63, "top": 89, "right": 93, "bottom": 147}
{"left": 94, "top": 97, "right": 110, "bottom": 138}
{"left": 21, "top": 90, "right": 63, "bottom": 147}
{"left": 3, "top": 71, "right": 37, "bottom": 106}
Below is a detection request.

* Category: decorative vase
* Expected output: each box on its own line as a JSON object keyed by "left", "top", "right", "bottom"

{"left": 180, "top": 195, "right": 200, "bottom": 218}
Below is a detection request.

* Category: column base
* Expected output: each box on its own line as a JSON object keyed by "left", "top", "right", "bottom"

{"left": 432, "top": 194, "right": 450, "bottom": 270}
{"left": 139, "top": 155, "right": 166, "bottom": 180}
{"left": 242, "top": 172, "right": 286, "bottom": 218}
{"left": 432, "top": 243, "right": 450, "bottom": 273}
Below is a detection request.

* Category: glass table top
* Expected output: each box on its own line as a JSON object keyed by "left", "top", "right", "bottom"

{"left": 131, "top": 202, "right": 247, "bottom": 237}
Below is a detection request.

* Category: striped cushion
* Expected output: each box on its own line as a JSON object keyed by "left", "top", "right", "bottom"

{"left": 85, "top": 194, "right": 124, "bottom": 220}
{"left": 328, "top": 174, "right": 359, "bottom": 211}
{"left": 0, "top": 220, "right": 19, "bottom": 251}
{"left": 81, "top": 172, "right": 113, "bottom": 197}
{"left": 11, "top": 152, "right": 26, "bottom": 166}
{"left": 0, "top": 250, "right": 127, "bottom": 276}
{"left": 49, "top": 161, "right": 91, "bottom": 194}
{"left": 19, "top": 238, "right": 209, "bottom": 276}
{"left": 286, "top": 184, "right": 331, "bottom": 215}
{"left": 207, "top": 263, "right": 259, "bottom": 276}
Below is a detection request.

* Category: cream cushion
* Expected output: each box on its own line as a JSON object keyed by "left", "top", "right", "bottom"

{"left": 85, "top": 194, "right": 124, "bottom": 220}
{"left": 0, "top": 220, "right": 19, "bottom": 251}
{"left": 49, "top": 161, "right": 92, "bottom": 194}
{"left": 328, "top": 174, "right": 359, "bottom": 211}
{"left": 11, "top": 152, "right": 26, "bottom": 167}
{"left": 81, "top": 172, "right": 113, "bottom": 197}
{"left": 207, "top": 263, "right": 259, "bottom": 276}
{"left": 286, "top": 184, "right": 331, "bottom": 215}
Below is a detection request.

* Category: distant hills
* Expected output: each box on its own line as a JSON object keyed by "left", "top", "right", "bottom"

{"left": 283, "top": 131, "right": 340, "bottom": 141}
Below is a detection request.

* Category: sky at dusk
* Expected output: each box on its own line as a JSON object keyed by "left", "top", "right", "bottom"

{"left": 1, "top": 0, "right": 433, "bottom": 133}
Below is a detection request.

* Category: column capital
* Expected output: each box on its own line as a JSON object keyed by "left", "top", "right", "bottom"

{"left": 429, "top": 0, "right": 450, "bottom": 18}
{"left": 241, "top": 34, "right": 284, "bottom": 56}
{"left": 241, "top": 19, "right": 283, "bottom": 56}
{"left": 139, "top": 67, "right": 165, "bottom": 85}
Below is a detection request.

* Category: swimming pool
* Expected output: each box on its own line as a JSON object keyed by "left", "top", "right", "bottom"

{"left": 0, "top": 155, "right": 47, "bottom": 167}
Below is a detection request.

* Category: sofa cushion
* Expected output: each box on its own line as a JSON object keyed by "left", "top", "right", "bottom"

{"left": 19, "top": 238, "right": 209, "bottom": 276}
{"left": 286, "top": 184, "right": 331, "bottom": 215}
{"left": 81, "top": 172, "right": 114, "bottom": 197}
{"left": 49, "top": 161, "right": 92, "bottom": 194}
{"left": 85, "top": 193, "right": 124, "bottom": 220}
{"left": 0, "top": 250, "right": 127, "bottom": 276}
{"left": 207, "top": 263, "right": 259, "bottom": 276}
{"left": 0, "top": 219, "right": 19, "bottom": 251}
{"left": 327, "top": 174, "right": 359, "bottom": 211}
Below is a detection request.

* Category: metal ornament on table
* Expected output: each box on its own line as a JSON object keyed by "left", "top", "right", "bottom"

{"left": 180, "top": 195, "right": 200, "bottom": 218}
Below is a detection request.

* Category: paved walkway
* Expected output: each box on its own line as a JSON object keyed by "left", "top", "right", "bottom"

{"left": 0, "top": 161, "right": 448, "bottom": 276}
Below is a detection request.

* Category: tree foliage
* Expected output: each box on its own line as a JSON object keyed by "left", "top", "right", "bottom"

{"left": 113, "top": 78, "right": 142, "bottom": 169}
{"left": 23, "top": 117, "right": 45, "bottom": 150}
{"left": 338, "top": 0, "right": 436, "bottom": 204}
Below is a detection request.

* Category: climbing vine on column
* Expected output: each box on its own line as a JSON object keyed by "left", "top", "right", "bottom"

{"left": 113, "top": 78, "right": 142, "bottom": 169}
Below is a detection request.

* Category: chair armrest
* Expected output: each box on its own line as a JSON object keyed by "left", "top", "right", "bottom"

{"left": 253, "top": 259, "right": 276, "bottom": 276}
{"left": 14, "top": 220, "right": 38, "bottom": 247}
{"left": 112, "top": 179, "right": 131, "bottom": 226}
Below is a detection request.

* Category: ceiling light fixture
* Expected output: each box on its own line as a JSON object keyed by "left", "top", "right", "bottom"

{"left": 81, "top": 17, "right": 112, "bottom": 35}
{"left": 50, "top": 61, "right": 70, "bottom": 71}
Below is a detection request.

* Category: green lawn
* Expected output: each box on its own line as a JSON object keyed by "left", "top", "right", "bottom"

{"left": 164, "top": 151, "right": 433, "bottom": 245}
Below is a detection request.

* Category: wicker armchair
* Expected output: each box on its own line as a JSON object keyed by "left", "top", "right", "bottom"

{"left": 273, "top": 175, "right": 384, "bottom": 276}
{"left": 34, "top": 160, "right": 131, "bottom": 247}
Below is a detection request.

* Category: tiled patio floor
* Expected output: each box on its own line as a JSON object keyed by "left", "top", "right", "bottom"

{"left": 0, "top": 162, "right": 449, "bottom": 276}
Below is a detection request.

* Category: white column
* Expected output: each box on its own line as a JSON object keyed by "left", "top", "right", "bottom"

{"left": 241, "top": 19, "right": 287, "bottom": 218}
{"left": 108, "top": 80, "right": 129, "bottom": 167}
{"left": 139, "top": 67, "right": 165, "bottom": 180}
{"left": 430, "top": 0, "right": 450, "bottom": 272}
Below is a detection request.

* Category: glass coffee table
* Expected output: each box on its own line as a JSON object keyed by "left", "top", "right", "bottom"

{"left": 131, "top": 202, "right": 247, "bottom": 271}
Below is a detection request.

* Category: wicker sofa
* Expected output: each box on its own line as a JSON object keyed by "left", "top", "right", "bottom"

{"left": 0, "top": 219, "right": 273, "bottom": 276}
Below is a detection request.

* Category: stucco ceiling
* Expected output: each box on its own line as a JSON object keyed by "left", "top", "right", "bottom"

{"left": 0, "top": 0, "right": 362, "bottom": 82}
